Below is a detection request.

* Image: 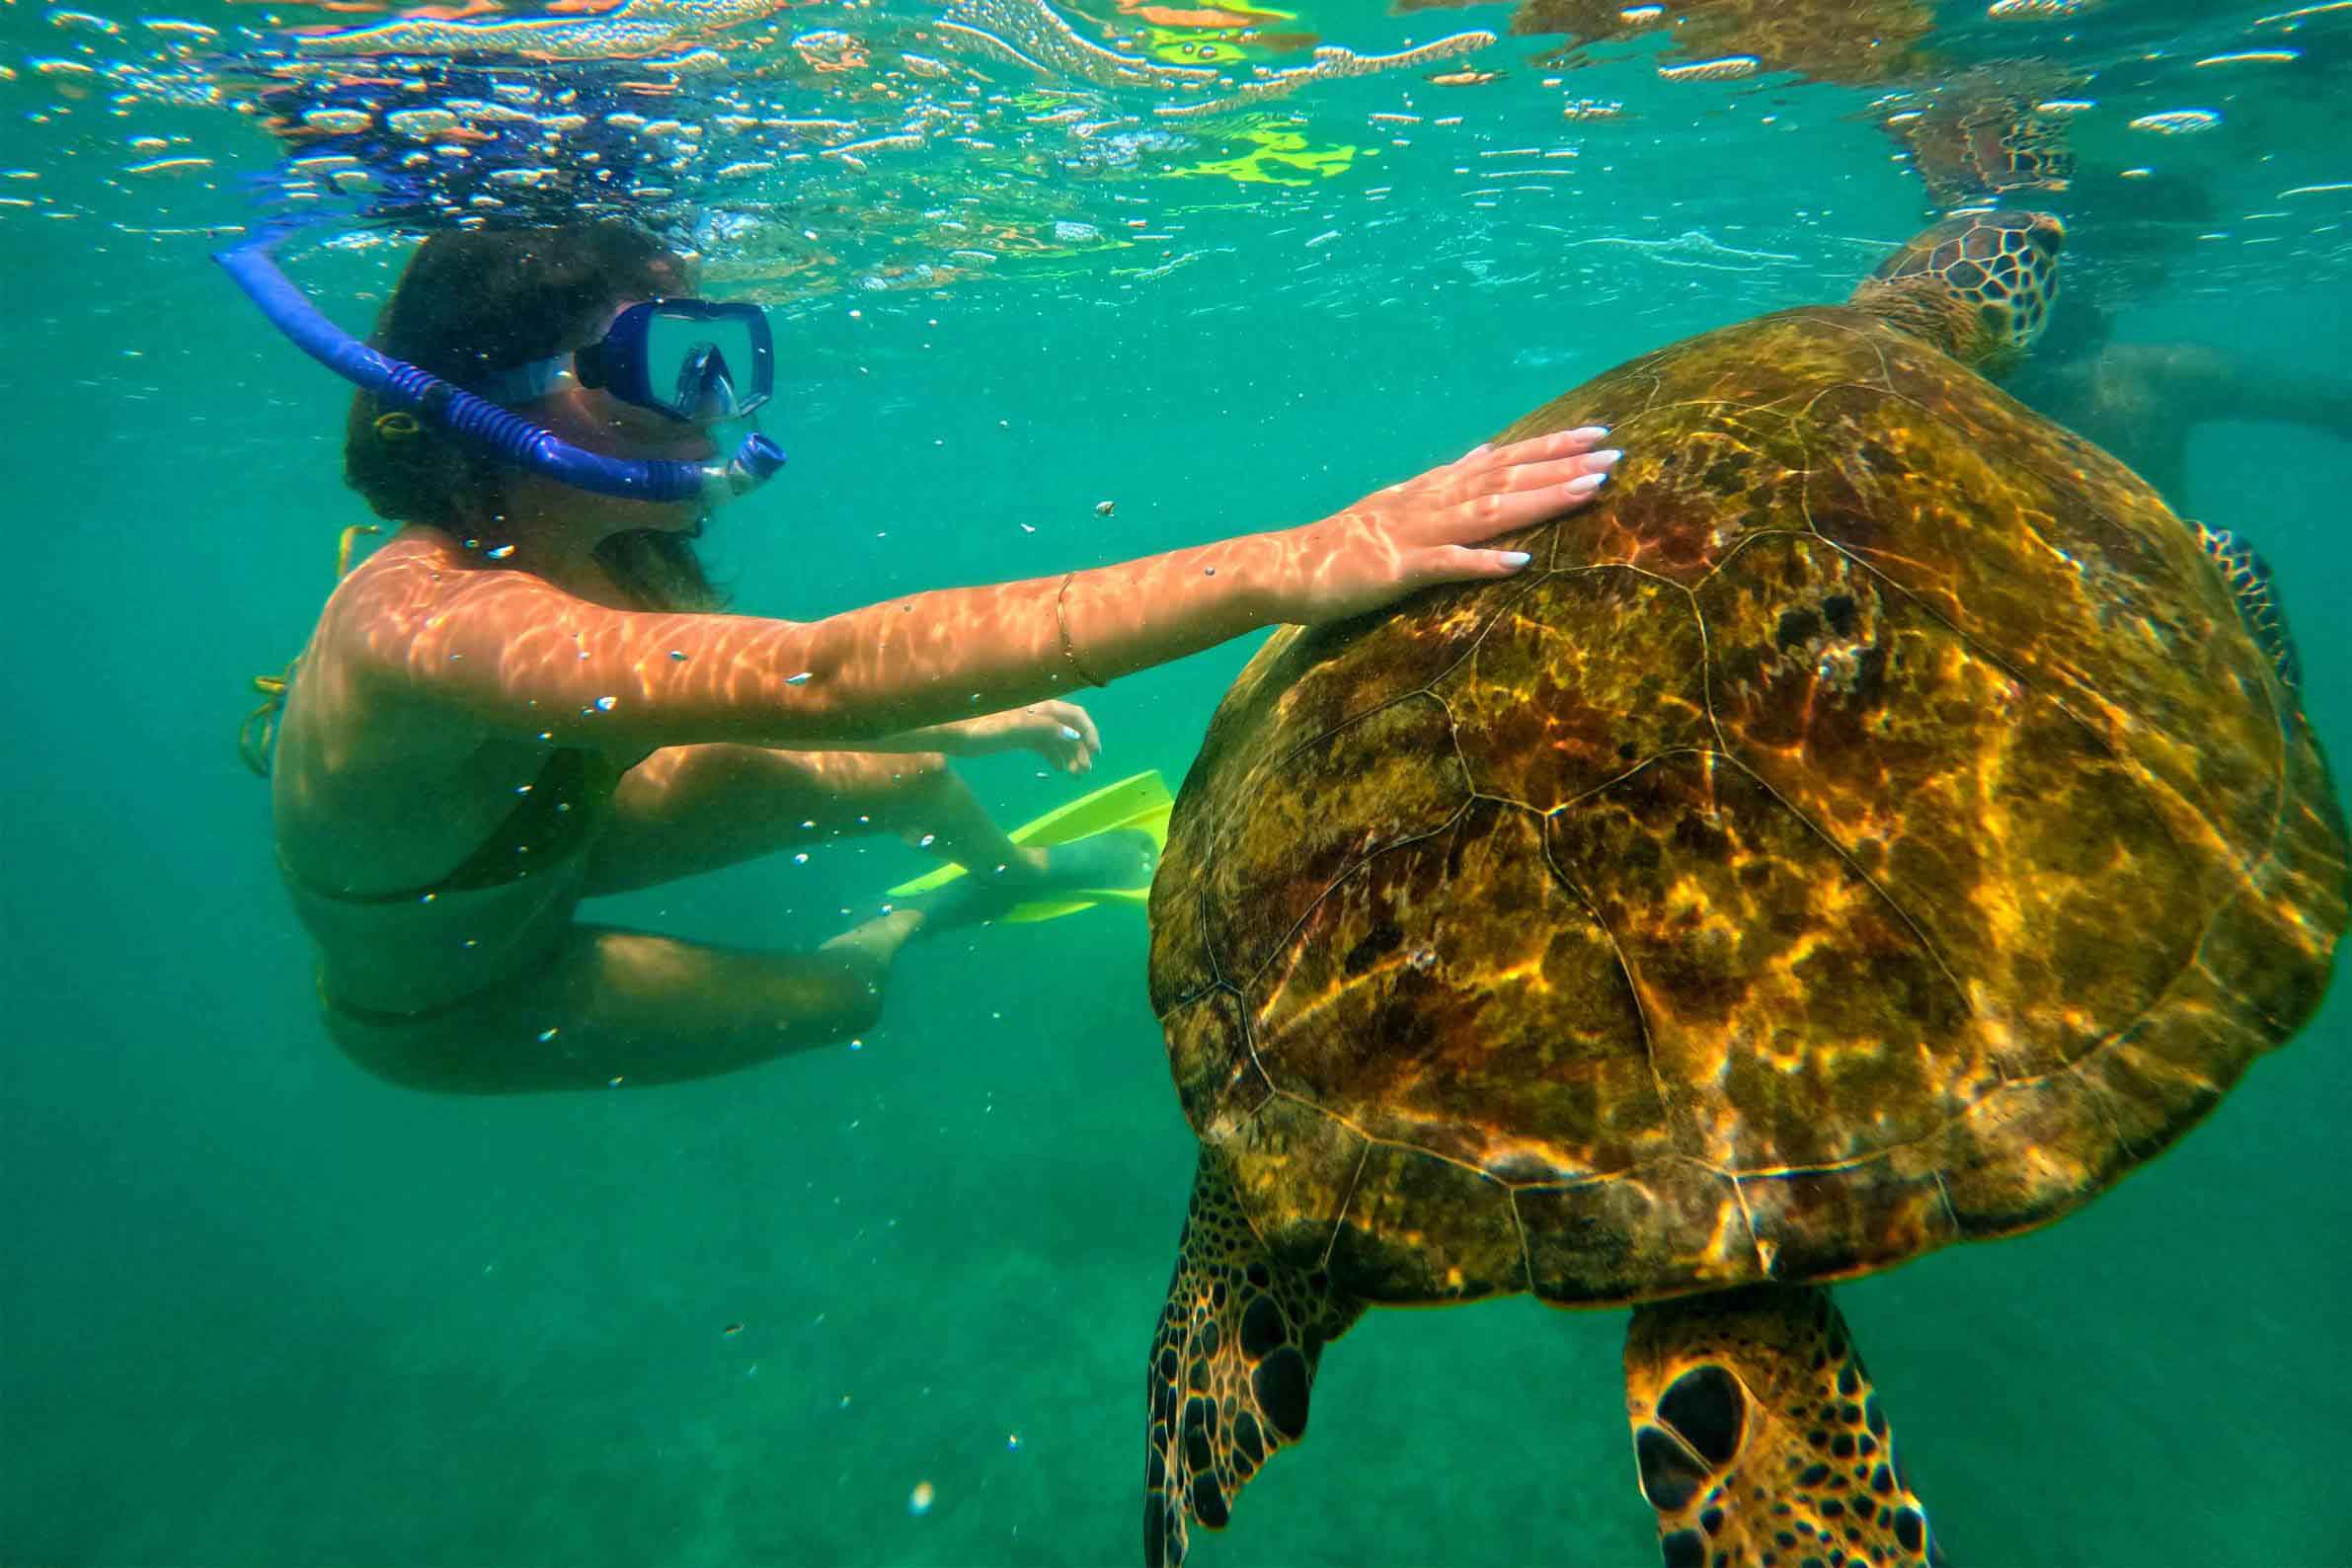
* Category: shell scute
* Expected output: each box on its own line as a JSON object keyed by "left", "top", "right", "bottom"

{"left": 1216, "top": 1093, "right": 1363, "bottom": 1263}
{"left": 1734, "top": 1151, "right": 1960, "bottom": 1284}
{"left": 1158, "top": 984, "right": 1271, "bottom": 1141}
{"left": 1246, "top": 800, "right": 1670, "bottom": 1178}
{"left": 1691, "top": 528, "right": 2208, "bottom": 1085}
{"left": 1324, "top": 1140, "right": 1525, "bottom": 1301}
{"left": 1543, "top": 752, "right": 1968, "bottom": 1172}
{"left": 1516, "top": 1162, "right": 1757, "bottom": 1304}
{"left": 1798, "top": 375, "right": 2284, "bottom": 842}
{"left": 1204, "top": 694, "right": 1474, "bottom": 995}
{"left": 1434, "top": 566, "right": 1711, "bottom": 813}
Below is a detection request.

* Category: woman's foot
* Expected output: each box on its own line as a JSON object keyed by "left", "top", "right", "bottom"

{"left": 902, "top": 827, "right": 1157, "bottom": 935}
{"left": 818, "top": 906, "right": 925, "bottom": 982}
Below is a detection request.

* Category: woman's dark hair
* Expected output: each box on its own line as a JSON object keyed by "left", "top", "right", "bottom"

{"left": 344, "top": 221, "right": 725, "bottom": 612}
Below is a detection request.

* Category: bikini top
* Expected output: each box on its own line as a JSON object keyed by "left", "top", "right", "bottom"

{"left": 285, "top": 745, "right": 617, "bottom": 905}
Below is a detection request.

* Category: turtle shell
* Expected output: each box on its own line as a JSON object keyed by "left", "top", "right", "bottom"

{"left": 1147, "top": 304, "right": 2349, "bottom": 1309}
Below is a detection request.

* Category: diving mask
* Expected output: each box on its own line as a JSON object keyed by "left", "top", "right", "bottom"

{"left": 473, "top": 298, "right": 775, "bottom": 425}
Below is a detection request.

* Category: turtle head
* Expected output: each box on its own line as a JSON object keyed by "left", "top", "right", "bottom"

{"left": 1847, "top": 210, "right": 2065, "bottom": 373}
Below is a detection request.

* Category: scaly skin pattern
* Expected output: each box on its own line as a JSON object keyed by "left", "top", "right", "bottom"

{"left": 1626, "top": 1286, "right": 1944, "bottom": 1568}
{"left": 1143, "top": 1148, "right": 1365, "bottom": 1568}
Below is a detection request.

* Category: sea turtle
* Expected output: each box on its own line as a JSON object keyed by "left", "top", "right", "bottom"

{"left": 1140, "top": 210, "right": 2348, "bottom": 1567}
{"left": 1876, "top": 65, "right": 2078, "bottom": 209}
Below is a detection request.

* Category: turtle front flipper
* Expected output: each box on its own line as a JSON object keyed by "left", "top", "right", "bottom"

{"left": 1144, "top": 1150, "right": 1362, "bottom": 1568}
{"left": 1623, "top": 1286, "right": 1945, "bottom": 1568}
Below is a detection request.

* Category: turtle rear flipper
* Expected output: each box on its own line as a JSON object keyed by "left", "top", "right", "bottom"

{"left": 1624, "top": 1286, "right": 1945, "bottom": 1568}
{"left": 1144, "top": 1151, "right": 1362, "bottom": 1568}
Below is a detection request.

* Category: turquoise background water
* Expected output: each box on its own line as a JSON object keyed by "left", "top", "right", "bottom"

{"left": 4, "top": 0, "right": 2350, "bottom": 1563}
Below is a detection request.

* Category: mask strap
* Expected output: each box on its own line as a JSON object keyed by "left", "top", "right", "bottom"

{"left": 466, "top": 353, "right": 569, "bottom": 408}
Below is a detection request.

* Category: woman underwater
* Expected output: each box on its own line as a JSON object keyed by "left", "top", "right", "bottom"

{"left": 267, "top": 222, "right": 1622, "bottom": 1094}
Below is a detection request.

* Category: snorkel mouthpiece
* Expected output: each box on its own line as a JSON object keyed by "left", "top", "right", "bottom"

{"left": 708, "top": 432, "right": 788, "bottom": 508}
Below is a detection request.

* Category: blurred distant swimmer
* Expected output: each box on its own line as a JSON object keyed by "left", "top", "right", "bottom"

{"left": 2004, "top": 294, "right": 2352, "bottom": 505}
{"left": 234, "top": 221, "right": 1621, "bottom": 1094}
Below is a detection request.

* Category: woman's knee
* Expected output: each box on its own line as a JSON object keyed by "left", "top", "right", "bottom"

{"left": 793, "top": 962, "right": 886, "bottom": 1042}
{"left": 865, "top": 752, "right": 963, "bottom": 829}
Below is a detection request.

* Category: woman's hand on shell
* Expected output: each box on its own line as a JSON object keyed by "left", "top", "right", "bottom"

{"left": 1272, "top": 428, "right": 1620, "bottom": 625}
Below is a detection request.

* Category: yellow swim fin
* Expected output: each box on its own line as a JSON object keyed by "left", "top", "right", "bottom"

{"left": 887, "top": 769, "right": 1173, "bottom": 924}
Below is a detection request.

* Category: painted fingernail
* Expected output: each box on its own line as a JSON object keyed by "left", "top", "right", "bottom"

{"left": 1569, "top": 425, "right": 1610, "bottom": 439}
{"left": 1592, "top": 448, "right": 1623, "bottom": 466}
{"left": 1565, "top": 472, "right": 1607, "bottom": 495}
{"left": 1061, "top": 726, "right": 1081, "bottom": 741}
{"left": 1499, "top": 551, "right": 1533, "bottom": 568}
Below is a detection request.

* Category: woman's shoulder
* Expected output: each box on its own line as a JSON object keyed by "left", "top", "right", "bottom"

{"left": 307, "top": 526, "right": 492, "bottom": 683}
{"left": 342, "top": 523, "right": 468, "bottom": 586}
{"left": 325, "top": 525, "right": 513, "bottom": 625}
{"left": 290, "top": 528, "right": 503, "bottom": 763}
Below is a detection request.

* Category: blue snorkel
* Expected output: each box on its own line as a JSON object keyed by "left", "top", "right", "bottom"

{"left": 215, "top": 233, "right": 787, "bottom": 509}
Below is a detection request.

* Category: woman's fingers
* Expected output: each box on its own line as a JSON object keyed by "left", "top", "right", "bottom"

{"left": 1014, "top": 700, "right": 1100, "bottom": 772}
{"left": 1058, "top": 702, "right": 1102, "bottom": 753}
{"left": 1475, "top": 446, "right": 1622, "bottom": 498}
{"left": 1462, "top": 425, "right": 1612, "bottom": 472}
{"left": 1412, "top": 543, "right": 1539, "bottom": 586}
{"left": 1366, "top": 436, "right": 1621, "bottom": 553}
{"left": 1437, "top": 447, "right": 1617, "bottom": 538}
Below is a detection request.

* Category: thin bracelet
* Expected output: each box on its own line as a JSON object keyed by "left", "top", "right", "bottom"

{"left": 1056, "top": 571, "right": 1108, "bottom": 688}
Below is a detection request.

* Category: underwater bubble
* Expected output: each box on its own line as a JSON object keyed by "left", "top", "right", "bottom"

{"left": 385, "top": 109, "right": 462, "bottom": 139}
{"left": 1659, "top": 56, "right": 1759, "bottom": 84}
{"left": 300, "top": 109, "right": 372, "bottom": 135}
{"left": 2130, "top": 109, "right": 2222, "bottom": 134}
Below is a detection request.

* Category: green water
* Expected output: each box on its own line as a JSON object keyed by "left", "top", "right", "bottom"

{"left": 4, "top": 0, "right": 2350, "bottom": 1563}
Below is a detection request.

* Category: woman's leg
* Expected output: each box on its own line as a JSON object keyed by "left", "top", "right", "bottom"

{"left": 322, "top": 754, "right": 1152, "bottom": 1095}
{"left": 584, "top": 744, "right": 1039, "bottom": 897}
{"left": 325, "top": 912, "right": 924, "bottom": 1094}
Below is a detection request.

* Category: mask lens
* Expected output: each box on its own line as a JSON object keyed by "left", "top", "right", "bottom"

{"left": 673, "top": 342, "right": 740, "bottom": 422}
{"left": 639, "top": 305, "right": 768, "bottom": 422}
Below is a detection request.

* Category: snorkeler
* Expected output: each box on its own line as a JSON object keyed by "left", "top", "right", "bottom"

{"left": 259, "top": 223, "right": 1622, "bottom": 1094}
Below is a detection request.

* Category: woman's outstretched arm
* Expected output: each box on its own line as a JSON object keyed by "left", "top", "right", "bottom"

{"left": 335, "top": 429, "right": 1618, "bottom": 754}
